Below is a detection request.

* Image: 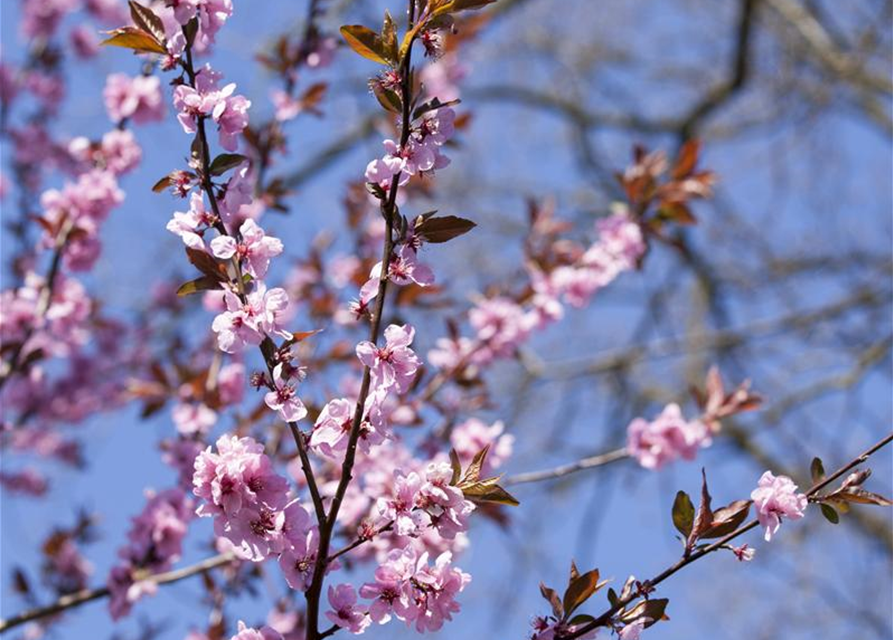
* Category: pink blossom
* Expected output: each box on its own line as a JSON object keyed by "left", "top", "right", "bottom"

{"left": 100, "top": 129, "right": 142, "bottom": 175}
{"left": 325, "top": 584, "right": 370, "bottom": 634}
{"left": 230, "top": 621, "right": 284, "bottom": 640}
{"left": 626, "top": 403, "right": 711, "bottom": 470}
{"left": 469, "top": 296, "right": 534, "bottom": 361}
{"left": 271, "top": 89, "right": 302, "bottom": 122}
{"left": 217, "top": 361, "right": 246, "bottom": 405}
{"left": 0, "top": 468, "right": 48, "bottom": 496}
{"left": 167, "top": 192, "right": 213, "bottom": 250}
{"left": 173, "top": 66, "right": 250, "bottom": 151}
{"left": 373, "top": 244, "right": 435, "bottom": 288}
{"left": 309, "top": 398, "right": 353, "bottom": 459}
{"left": 357, "top": 324, "right": 421, "bottom": 393}
{"left": 211, "top": 219, "right": 283, "bottom": 278}
{"left": 618, "top": 619, "right": 648, "bottom": 640}
{"left": 450, "top": 418, "right": 514, "bottom": 473}
{"left": 193, "top": 435, "right": 289, "bottom": 518}
{"left": 306, "top": 37, "right": 337, "bottom": 68}
{"left": 278, "top": 526, "right": 318, "bottom": 591}
{"left": 211, "top": 285, "right": 291, "bottom": 354}
{"left": 264, "top": 364, "right": 307, "bottom": 423}
{"left": 21, "top": 0, "right": 77, "bottom": 40}
{"left": 732, "top": 543, "right": 755, "bottom": 561}
{"left": 750, "top": 471, "right": 807, "bottom": 541}
{"left": 172, "top": 402, "right": 217, "bottom": 436}
{"left": 103, "top": 74, "right": 166, "bottom": 124}
{"left": 70, "top": 25, "right": 100, "bottom": 58}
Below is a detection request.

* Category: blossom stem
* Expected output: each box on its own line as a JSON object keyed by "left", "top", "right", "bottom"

{"left": 302, "top": 3, "right": 419, "bottom": 638}
{"left": 565, "top": 430, "right": 893, "bottom": 639}
{"left": 505, "top": 447, "right": 629, "bottom": 486}
{"left": 179, "top": 28, "right": 327, "bottom": 525}
{"left": 0, "top": 553, "right": 237, "bottom": 633}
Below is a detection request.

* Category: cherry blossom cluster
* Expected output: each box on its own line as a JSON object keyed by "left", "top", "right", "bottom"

{"left": 625, "top": 403, "right": 711, "bottom": 470}
{"left": 107, "top": 488, "right": 193, "bottom": 619}
{"left": 192, "top": 435, "right": 312, "bottom": 562}
{"left": 426, "top": 208, "right": 646, "bottom": 372}
{"left": 364, "top": 106, "right": 456, "bottom": 194}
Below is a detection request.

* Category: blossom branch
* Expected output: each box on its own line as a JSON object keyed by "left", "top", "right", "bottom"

{"left": 302, "top": 3, "right": 419, "bottom": 637}
{"left": 177, "top": 27, "right": 328, "bottom": 527}
{"left": 564, "top": 431, "right": 893, "bottom": 639}
{"left": 0, "top": 553, "right": 236, "bottom": 634}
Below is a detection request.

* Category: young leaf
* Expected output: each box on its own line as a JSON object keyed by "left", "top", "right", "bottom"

{"left": 209, "top": 153, "right": 248, "bottom": 176}
{"left": 128, "top": 0, "right": 166, "bottom": 45}
{"left": 101, "top": 27, "right": 167, "bottom": 55}
{"left": 820, "top": 503, "right": 840, "bottom": 524}
{"left": 540, "top": 583, "right": 563, "bottom": 619}
{"left": 701, "top": 500, "right": 751, "bottom": 539}
{"left": 563, "top": 569, "right": 602, "bottom": 617}
{"left": 810, "top": 457, "right": 826, "bottom": 484}
{"left": 671, "top": 491, "right": 694, "bottom": 538}
{"left": 177, "top": 276, "right": 222, "bottom": 297}
{"left": 152, "top": 175, "right": 173, "bottom": 193}
{"left": 449, "top": 449, "right": 462, "bottom": 485}
{"left": 381, "top": 11, "right": 399, "bottom": 63}
{"left": 339, "top": 25, "right": 390, "bottom": 65}
{"left": 414, "top": 214, "right": 476, "bottom": 243}
{"left": 686, "top": 469, "right": 713, "bottom": 552}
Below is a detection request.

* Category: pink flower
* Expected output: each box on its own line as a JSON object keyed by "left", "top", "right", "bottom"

{"left": 618, "top": 618, "right": 648, "bottom": 640}
{"left": 167, "top": 192, "right": 214, "bottom": 250}
{"left": 626, "top": 403, "right": 711, "bottom": 470}
{"left": 210, "top": 219, "right": 283, "bottom": 278}
{"left": 211, "top": 284, "right": 291, "bottom": 354}
{"left": 732, "top": 543, "right": 755, "bottom": 561}
{"left": 173, "top": 65, "right": 250, "bottom": 151}
{"left": 374, "top": 244, "right": 435, "bottom": 288}
{"left": 172, "top": 402, "right": 217, "bottom": 436}
{"left": 193, "top": 435, "right": 289, "bottom": 518}
{"left": 356, "top": 324, "right": 421, "bottom": 393}
{"left": 278, "top": 525, "right": 318, "bottom": 591}
{"left": 309, "top": 398, "right": 353, "bottom": 459}
{"left": 751, "top": 471, "right": 807, "bottom": 541}
{"left": 103, "top": 74, "right": 166, "bottom": 124}
{"left": 100, "top": 129, "right": 142, "bottom": 175}
{"left": 70, "top": 25, "right": 100, "bottom": 58}
{"left": 450, "top": 418, "right": 514, "bottom": 473}
{"left": 271, "top": 89, "right": 302, "bottom": 122}
{"left": 325, "top": 584, "right": 370, "bottom": 634}
{"left": 469, "top": 296, "right": 534, "bottom": 361}
{"left": 230, "top": 621, "right": 284, "bottom": 640}
{"left": 264, "top": 364, "right": 307, "bottom": 423}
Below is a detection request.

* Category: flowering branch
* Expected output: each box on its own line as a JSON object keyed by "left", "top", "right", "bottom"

{"left": 0, "top": 553, "right": 236, "bottom": 634}
{"left": 556, "top": 431, "right": 893, "bottom": 639}
{"left": 302, "top": 4, "right": 418, "bottom": 636}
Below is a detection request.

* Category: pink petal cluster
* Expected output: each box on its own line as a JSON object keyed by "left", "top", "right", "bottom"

{"left": 750, "top": 471, "right": 807, "bottom": 541}
{"left": 450, "top": 418, "right": 514, "bottom": 473}
{"left": 626, "top": 403, "right": 711, "bottom": 470}
{"left": 376, "top": 461, "right": 474, "bottom": 540}
{"left": 359, "top": 547, "right": 470, "bottom": 632}
{"left": 468, "top": 296, "right": 536, "bottom": 362}
{"left": 264, "top": 363, "right": 308, "bottom": 423}
{"left": 103, "top": 74, "right": 166, "bottom": 125}
{"left": 363, "top": 107, "right": 456, "bottom": 192}
{"left": 325, "top": 583, "right": 371, "bottom": 634}
{"left": 211, "top": 284, "right": 291, "bottom": 354}
{"left": 230, "top": 621, "right": 284, "bottom": 640}
{"left": 357, "top": 324, "right": 421, "bottom": 394}
{"left": 173, "top": 65, "right": 250, "bottom": 151}
{"left": 211, "top": 219, "right": 284, "bottom": 278}
{"left": 192, "top": 435, "right": 293, "bottom": 560}
{"left": 107, "top": 489, "right": 193, "bottom": 619}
